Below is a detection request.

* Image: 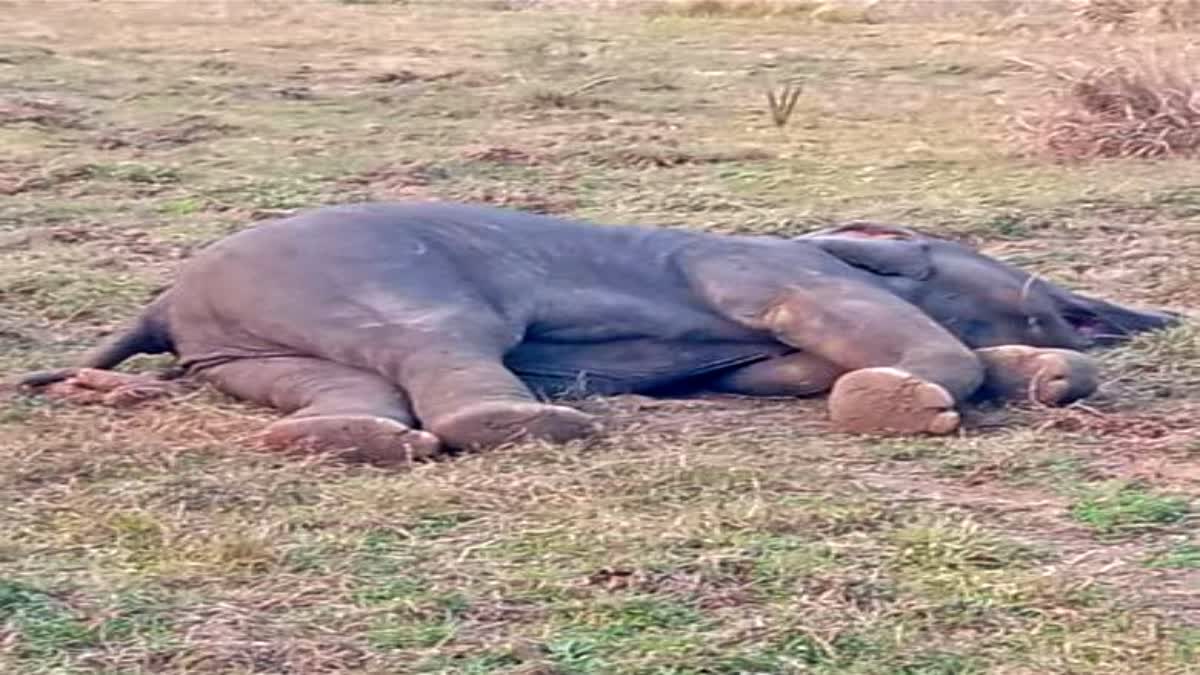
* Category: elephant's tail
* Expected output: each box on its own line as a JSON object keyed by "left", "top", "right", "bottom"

{"left": 15, "top": 290, "right": 176, "bottom": 388}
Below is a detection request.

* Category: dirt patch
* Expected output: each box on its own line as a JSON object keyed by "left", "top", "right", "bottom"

{"left": 600, "top": 145, "right": 774, "bottom": 168}
{"left": 1094, "top": 454, "right": 1200, "bottom": 489}
{"left": 336, "top": 162, "right": 449, "bottom": 200}
{"left": 0, "top": 163, "right": 94, "bottom": 196}
{"left": 0, "top": 223, "right": 193, "bottom": 269}
{"left": 365, "top": 68, "right": 463, "bottom": 85}
{"left": 457, "top": 185, "right": 579, "bottom": 214}
{"left": 0, "top": 224, "right": 102, "bottom": 251}
{"left": 555, "top": 127, "right": 774, "bottom": 168}
{"left": 0, "top": 44, "right": 56, "bottom": 65}
{"left": 1032, "top": 404, "right": 1200, "bottom": 488}
{"left": 584, "top": 562, "right": 758, "bottom": 609}
{"left": 88, "top": 230, "right": 195, "bottom": 268}
{"left": 1036, "top": 404, "right": 1198, "bottom": 451}
{"left": 0, "top": 96, "right": 85, "bottom": 129}
{"left": 461, "top": 144, "right": 546, "bottom": 166}
{"left": 94, "top": 114, "right": 236, "bottom": 150}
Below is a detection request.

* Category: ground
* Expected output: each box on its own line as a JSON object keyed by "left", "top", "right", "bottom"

{"left": 1, "top": 1, "right": 1198, "bottom": 673}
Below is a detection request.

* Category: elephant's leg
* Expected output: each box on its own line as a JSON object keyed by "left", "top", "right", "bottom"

{"left": 973, "top": 346, "right": 1100, "bottom": 406}
{"left": 388, "top": 346, "right": 602, "bottom": 450}
{"left": 755, "top": 281, "right": 985, "bottom": 435}
{"left": 199, "top": 356, "right": 441, "bottom": 466}
{"left": 33, "top": 368, "right": 177, "bottom": 407}
{"left": 708, "top": 351, "right": 846, "bottom": 397}
{"left": 240, "top": 292, "right": 600, "bottom": 451}
{"left": 687, "top": 248, "right": 989, "bottom": 434}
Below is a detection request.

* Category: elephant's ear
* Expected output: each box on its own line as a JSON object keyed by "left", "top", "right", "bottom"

{"left": 801, "top": 220, "right": 924, "bottom": 241}
{"left": 797, "top": 220, "right": 934, "bottom": 280}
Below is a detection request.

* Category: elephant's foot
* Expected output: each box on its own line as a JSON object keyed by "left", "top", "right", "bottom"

{"left": 975, "top": 346, "right": 1099, "bottom": 406}
{"left": 428, "top": 401, "right": 601, "bottom": 450}
{"left": 259, "top": 415, "right": 442, "bottom": 466}
{"left": 829, "top": 367, "right": 960, "bottom": 435}
{"left": 36, "top": 368, "right": 175, "bottom": 407}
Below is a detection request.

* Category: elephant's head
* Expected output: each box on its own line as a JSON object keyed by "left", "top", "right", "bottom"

{"left": 798, "top": 221, "right": 1183, "bottom": 350}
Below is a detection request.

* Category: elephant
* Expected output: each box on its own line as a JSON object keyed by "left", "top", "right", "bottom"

{"left": 16, "top": 201, "right": 1181, "bottom": 465}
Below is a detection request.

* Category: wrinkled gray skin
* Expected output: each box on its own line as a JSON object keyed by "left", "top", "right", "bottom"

{"left": 19, "top": 202, "right": 1180, "bottom": 456}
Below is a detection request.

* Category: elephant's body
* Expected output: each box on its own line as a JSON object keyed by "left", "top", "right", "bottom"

{"left": 162, "top": 202, "right": 829, "bottom": 394}
{"left": 20, "top": 201, "right": 1181, "bottom": 463}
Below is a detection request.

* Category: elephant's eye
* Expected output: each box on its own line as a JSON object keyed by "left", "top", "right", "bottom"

{"left": 1027, "top": 316, "right": 1043, "bottom": 332}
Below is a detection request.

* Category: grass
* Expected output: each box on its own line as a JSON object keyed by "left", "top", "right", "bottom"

{"left": 1071, "top": 481, "right": 1192, "bottom": 536}
{"left": 1013, "top": 46, "right": 1200, "bottom": 160}
{"left": 1146, "top": 543, "right": 1200, "bottom": 569}
{"left": 643, "top": 0, "right": 824, "bottom": 18}
{"left": 1, "top": 0, "right": 1198, "bottom": 672}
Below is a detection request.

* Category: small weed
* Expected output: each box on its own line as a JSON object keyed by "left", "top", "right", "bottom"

{"left": 764, "top": 79, "right": 803, "bottom": 130}
{"left": 1070, "top": 482, "right": 1190, "bottom": 536}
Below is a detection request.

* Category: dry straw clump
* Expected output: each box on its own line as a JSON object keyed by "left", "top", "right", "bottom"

{"left": 1073, "top": 0, "right": 1200, "bottom": 31}
{"left": 1013, "top": 47, "right": 1200, "bottom": 160}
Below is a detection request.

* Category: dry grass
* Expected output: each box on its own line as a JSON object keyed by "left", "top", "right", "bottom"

{"left": 642, "top": 0, "right": 823, "bottom": 16}
{"left": 1013, "top": 47, "right": 1200, "bottom": 160}
{"left": 1, "top": 0, "right": 1199, "bottom": 672}
{"left": 1074, "top": 0, "right": 1200, "bottom": 30}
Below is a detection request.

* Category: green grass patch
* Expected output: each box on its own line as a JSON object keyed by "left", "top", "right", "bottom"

{"left": 1145, "top": 542, "right": 1200, "bottom": 569}
{"left": 1070, "top": 482, "right": 1191, "bottom": 537}
{"left": 0, "top": 580, "right": 177, "bottom": 664}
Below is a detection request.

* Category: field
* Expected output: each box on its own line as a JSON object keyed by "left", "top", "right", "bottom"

{"left": 1, "top": 1, "right": 1199, "bottom": 673}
